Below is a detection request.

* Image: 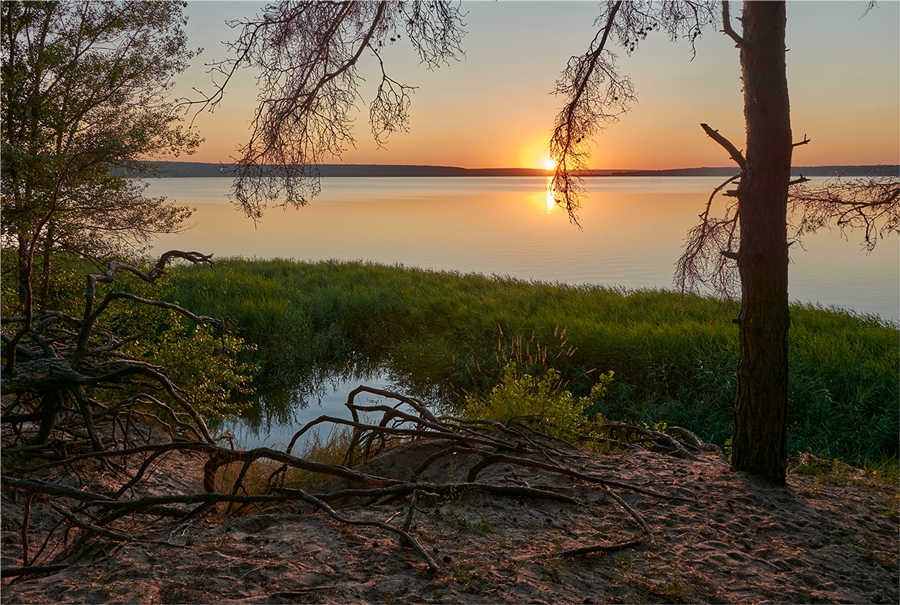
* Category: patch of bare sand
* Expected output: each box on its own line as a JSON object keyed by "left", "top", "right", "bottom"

{"left": 2, "top": 443, "right": 897, "bottom": 604}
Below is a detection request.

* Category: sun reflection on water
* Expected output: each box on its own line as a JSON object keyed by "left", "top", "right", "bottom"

{"left": 545, "top": 177, "right": 555, "bottom": 214}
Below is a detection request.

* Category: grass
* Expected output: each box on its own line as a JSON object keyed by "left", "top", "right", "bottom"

{"left": 162, "top": 258, "right": 899, "bottom": 468}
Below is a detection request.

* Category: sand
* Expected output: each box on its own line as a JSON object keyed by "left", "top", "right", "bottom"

{"left": 2, "top": 440, "right": 897, "bottom": 604}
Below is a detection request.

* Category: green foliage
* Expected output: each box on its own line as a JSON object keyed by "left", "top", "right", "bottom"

{"left": 163, "top": 259, "right": 899, "bottom": 467}
{"left": 463, "top": 363, "right": 613, "bottom": 443}
{"left": 123, "top": 322, "right": 256, "bottom": 422}
{"left": 87, "top": 270, "right": 258, "bottom": 422}
{"left": 1, "top": 0, "right": 200, "bottom": 312}
{"left": 2, "top": 252, "right": 259, "bottom": 423}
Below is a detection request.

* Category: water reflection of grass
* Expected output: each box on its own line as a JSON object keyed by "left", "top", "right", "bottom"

{"left": 164, "top": 259, "right": 898, "bottom": 469}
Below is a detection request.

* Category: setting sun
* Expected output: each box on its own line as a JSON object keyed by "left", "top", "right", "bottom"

{"left": 542, "top": 157, "right": 556, "bottom": 171}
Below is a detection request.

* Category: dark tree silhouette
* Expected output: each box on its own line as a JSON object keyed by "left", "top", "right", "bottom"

{"left": 214, "top": 1, "right": 897, "bottom": 485}
{"left": 553, "top": 1, "right": 897, "bottom": 484}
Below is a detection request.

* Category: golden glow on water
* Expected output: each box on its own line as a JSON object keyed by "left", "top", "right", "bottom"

{"left": 545, "top": 177, "right": 555, "bottom": 214}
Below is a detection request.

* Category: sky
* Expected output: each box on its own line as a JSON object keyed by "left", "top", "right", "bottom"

{"left": 174, "top": 1, "right": 900, "bottom": 170}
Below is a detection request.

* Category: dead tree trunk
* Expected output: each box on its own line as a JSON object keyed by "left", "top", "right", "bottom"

{"left": 731, "top": 1, "right": 792, "bottom": 485}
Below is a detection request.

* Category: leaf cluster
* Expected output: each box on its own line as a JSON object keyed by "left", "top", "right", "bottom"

{"left": 1, "top": 0, "right": 201, "bottom": 311}
{"left": 463, "top": 362, "right": 614, "bottom": 445}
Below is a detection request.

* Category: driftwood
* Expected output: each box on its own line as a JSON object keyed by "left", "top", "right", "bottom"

{"left": 1, "top": 384, "right": 717, "bottom": 579}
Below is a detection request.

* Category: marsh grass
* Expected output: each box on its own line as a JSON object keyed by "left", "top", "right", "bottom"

{"left": 283, "top": 426, "right": 361, "bottom": 488}
{"left": 207, "top": 458, "right": 278, "bottom": 511}
{"left": 164, "top": 259, "right": 899, "bottom": 468}
{"left": 207, "top": 426, "right": 363, "bottom": 509}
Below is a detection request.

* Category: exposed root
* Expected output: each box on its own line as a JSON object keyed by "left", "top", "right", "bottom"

{"left": 1, "top": 386, "right": 717, "bottom": 576}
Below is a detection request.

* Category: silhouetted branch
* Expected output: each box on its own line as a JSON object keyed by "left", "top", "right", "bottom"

{"left": 678, "top": 169, "right": 900, "bottom": 297}
{"left": 701, "top": 123, "right": 746, "bottom": 169}
{"left": 206, "top": 1, "right": 465, "bottom": 217}
{"left": 369, "top": 47, "right": 416, "bottom": 147}
{"left": 550, "top": 1, "right": 719, "bottom": 221}
{"left": 793, "top": 134, "right": 811, "bottom": 147}
{"left": 790, "top": 173, "right": 900, "bottom": 252}
{"left": 550, "top": 2, "right": 627, "bottom": 222}
{"left": 720, "top": 1, "right": 746, "bottom": 47}
{"left": 676, "top": 173, "right": 741, "bottom": 296}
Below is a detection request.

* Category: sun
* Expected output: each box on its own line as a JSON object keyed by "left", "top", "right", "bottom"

{"left": 542, "top": 157, "right": 556, "bottom": 171}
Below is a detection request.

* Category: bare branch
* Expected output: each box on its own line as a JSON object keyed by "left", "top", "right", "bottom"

{"left": 369, "top": 47, "right": 416, "bottom": 148}
{"left": 74, "top": 250, "right": 215, "bottom": 359}
{"left": 676, "top": 173, "right": 741, "bottom": 296}
{"left": 860, "top": 1, "right": 878, "bottom": 19}
{"left": 700, "top": 123, "right": 746, "bottom": 169}
{"left": 214, "top": 1, "right": 465, "bottom": 217}
{"left": 721, "top": 1, "right": 746, "bottom": 47}
{"left": 550, "top": 1, "right": 719, "bottom": 220}
{"left": 550, "top": 2, "right": 627, "bottom": 221}
{"left": 3, "top": 380, "right": 714, "bottom": 575}
{"left": 789, "top": 173, "right": 900, "bottom": 252}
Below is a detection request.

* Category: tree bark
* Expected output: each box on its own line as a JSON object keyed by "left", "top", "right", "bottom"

{"left": 731, "top": 1, "right": 792, "bottom": 485}
{"left": 38, "top": 219, "right": 55, "bottom": 312}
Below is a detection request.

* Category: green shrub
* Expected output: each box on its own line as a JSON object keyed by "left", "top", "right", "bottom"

{"left": 462, "top": 362, "right": 614, "bottom": 442}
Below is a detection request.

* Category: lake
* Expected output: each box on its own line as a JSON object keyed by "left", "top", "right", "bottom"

{"left": 144, "top": 176, "right": 899, "bottom": 448}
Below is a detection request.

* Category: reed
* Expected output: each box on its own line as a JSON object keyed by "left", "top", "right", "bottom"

{"left": 163, "top": 258, "right": 899, "bottom": 467}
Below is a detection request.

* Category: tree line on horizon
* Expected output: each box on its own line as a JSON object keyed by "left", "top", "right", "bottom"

{"left": 120, "top": 162, "right": 899, "bottom": 179}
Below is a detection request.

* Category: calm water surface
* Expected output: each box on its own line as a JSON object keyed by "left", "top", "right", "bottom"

{"left": 147, "top": 176, "right": 898, "bottom": 320}
{"left": 144, "top": 177, "right": 899, "bottom": 447}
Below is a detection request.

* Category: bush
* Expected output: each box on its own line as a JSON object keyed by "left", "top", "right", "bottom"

{"left": 462, "top": 363, "right": 614, "bottom": 443}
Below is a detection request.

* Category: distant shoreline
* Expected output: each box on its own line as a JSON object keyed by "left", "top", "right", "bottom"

{"left": 134, "top": 161, "right": 899, "bottom": 179}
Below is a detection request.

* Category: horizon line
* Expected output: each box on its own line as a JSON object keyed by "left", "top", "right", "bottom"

{"left": 147, "top": 160, "right": 900, "bottom": 172}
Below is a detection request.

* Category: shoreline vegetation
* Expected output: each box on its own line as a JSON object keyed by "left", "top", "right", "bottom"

{"left": 130, "top": 162, "right": 900, "bottom": 179}
{"left": 3, "top": 256, "right": 897, "bottom": 603}
{"left": 163, "top": 259, "right": 899, "bottom": 472}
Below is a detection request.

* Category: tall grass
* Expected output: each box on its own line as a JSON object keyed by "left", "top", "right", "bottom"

{"left": 163, "top": 258, "right": 899, "bottom": 467}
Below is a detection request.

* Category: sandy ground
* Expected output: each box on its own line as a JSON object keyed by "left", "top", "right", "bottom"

{"left": 2, "top": 440, "right": 898, "bottom": 604}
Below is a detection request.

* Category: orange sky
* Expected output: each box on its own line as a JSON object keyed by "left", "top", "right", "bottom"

{"left": 176, "top": 1, "right": 900, "bottom": 170}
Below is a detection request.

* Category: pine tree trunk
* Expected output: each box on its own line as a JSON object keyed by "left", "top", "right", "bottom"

{"left": 731, "top": 1, "right": 792, "bottom": 485}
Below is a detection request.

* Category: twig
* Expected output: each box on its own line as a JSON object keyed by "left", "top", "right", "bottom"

{"left": 1, "top": 564, "right": 69, "bottom": 579}
{"left": 558, "top": 536, "right": 645, "bottom": 557}
{"left": 51, "top": 504, "right": 132, "bottom": 542}
{"left": 466, "top": 454, "right": 694, "bottom": 502}
{"left": 287, "top": 488, "right": 439, "bottom": 572}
